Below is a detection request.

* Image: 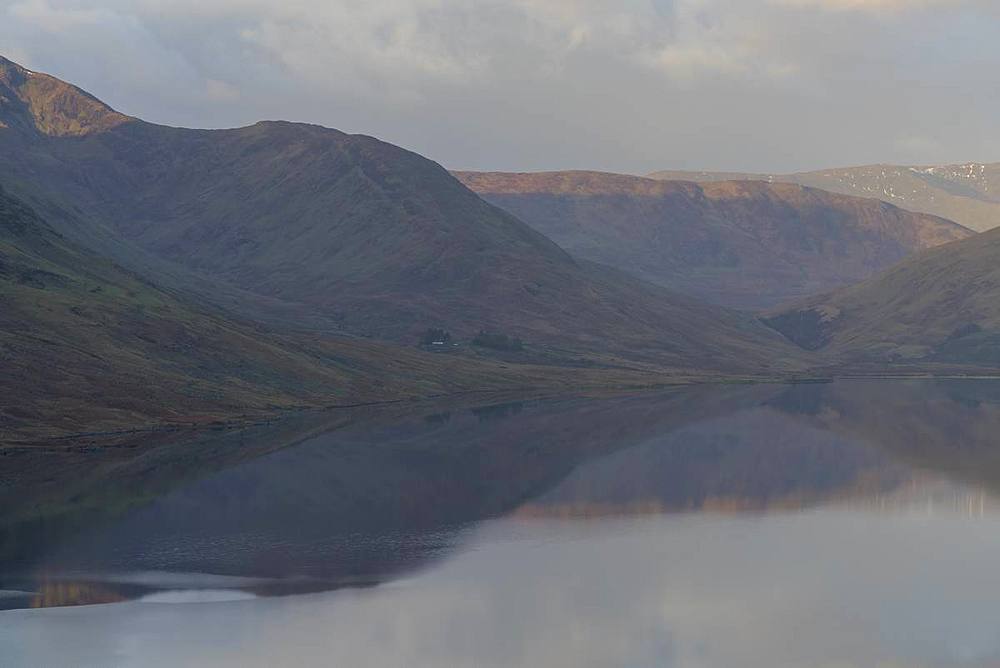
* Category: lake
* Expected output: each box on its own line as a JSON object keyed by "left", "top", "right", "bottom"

{"left": 3, "top": 379, "right": 1000, "bottom": 667}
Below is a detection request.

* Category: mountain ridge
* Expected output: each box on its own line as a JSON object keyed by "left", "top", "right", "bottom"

{"left": 649, "top": 163, "right": 1000, "bottom": 232}
{"left": 456, "top": 170, "right": 972, "bottom": 309}
{"left": 0, "top": 56, "right": 130, "bottom": 137}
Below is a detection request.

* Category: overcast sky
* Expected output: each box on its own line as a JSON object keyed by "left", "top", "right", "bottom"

{"left": 2, "top": 0, "right": 998, "bottom": 174}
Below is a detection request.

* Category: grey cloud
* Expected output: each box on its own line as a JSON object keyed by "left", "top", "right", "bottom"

{"left": 1, "top": 0, "right": 998, "bottom": 173}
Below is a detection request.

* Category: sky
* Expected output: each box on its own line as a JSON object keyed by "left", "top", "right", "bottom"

{"left": 2, "top": 0, "right": 999, "bottom": 174}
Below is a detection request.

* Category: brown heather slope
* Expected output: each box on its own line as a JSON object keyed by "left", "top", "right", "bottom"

{"left": 0, "top": 57, "right": 129, "bottom": 136}
{"left": 456, "top": 170, "right": 971, "bottom": 309}
{"left": 650, "top": 164, "right": 1000, "bottom": 233}
{"left": 764, "top": 226, "right": 1000, "bottom": 368}
{"left": 0, "top": 56, "right": 803, "bottom": 374}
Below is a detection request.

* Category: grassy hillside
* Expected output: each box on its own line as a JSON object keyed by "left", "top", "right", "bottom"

{"left": 764, "top": 226, "right": 1000, "bottom": 367}
{"left": 650, "top": 163, "right": 1000, "bottom": 233}
{"left": 0, "top": 186, "right": 692, "bottom": 442}
{"left": 0, "top": 186, "right": 421, "bottom": 439}
{"left": 457, "top": 170, "right": 970, "bottom": 309}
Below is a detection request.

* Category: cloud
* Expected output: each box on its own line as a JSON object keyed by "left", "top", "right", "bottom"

{"left": 8, "top": 0, "right": 108, "bottom": 31}
{"left": 894, "top": 135, "right": 943, "bottom": 159}
{"left": 1, "top": 0, "right": 999, "bottom": 173}
{"left": 772, "top": 0, "right": 962, "bottom": 11}
{"left": 205, "top": 79, "right": 240, "bottom": 102}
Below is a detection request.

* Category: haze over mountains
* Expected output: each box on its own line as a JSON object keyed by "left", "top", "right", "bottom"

{"left": 457, "top": 171, "right": 970, "bottom": 309}
{"left": 650, "top": 164, "right": 1000, "bottom": 233}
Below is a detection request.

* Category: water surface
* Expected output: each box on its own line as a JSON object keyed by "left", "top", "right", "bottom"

{"left": 4, "top": 379, "right": 1000, "bottom": 667}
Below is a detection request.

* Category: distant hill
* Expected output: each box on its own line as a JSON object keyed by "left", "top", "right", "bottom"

{"left": 0, "top": 55, "right": 803, "bottom": 375}
{"left": 649, "top": 163, "right": 1000, "bottom": 232}
{"left": 764, "top": 225, "right": 1000, "bottom": 368}
{"left": 456, "top": 170, "right": 971, "bottom": 309}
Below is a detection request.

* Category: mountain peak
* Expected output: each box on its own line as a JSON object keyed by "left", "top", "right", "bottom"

{"left": 0, "top": 55, "right": 130, "bottom": 137}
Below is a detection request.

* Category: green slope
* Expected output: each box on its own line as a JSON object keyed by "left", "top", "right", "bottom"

{"left": 0, "top": 186, "right": 684, "bottom": 442}
{"left": 765, "top": 227, "right": 1000, "bottom": 367}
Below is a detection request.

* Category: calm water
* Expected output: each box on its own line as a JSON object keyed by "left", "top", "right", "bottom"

{"left": 4, "top": 379, "right": 1000, "bottom": 667}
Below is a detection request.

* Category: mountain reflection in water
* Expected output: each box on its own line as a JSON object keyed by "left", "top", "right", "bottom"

{"left": 3, "top": 379, "right": 1000, "bottom": 614}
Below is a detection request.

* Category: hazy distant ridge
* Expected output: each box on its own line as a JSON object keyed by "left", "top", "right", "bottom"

{"left": 649, "top": 164, "right": 1000, "bottom": 232}
{"left": 458, "top": 170, "right": 971, "bottom": 309}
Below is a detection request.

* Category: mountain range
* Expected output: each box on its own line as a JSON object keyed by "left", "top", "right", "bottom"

{"left": 0, "top": 55, "right": 815, "bottom": 440}
{"left": 650, "top": 163, "right": 1000, "bottom": 233}
{"left": 5, "top": 53, "right": 1000, "bottom": 441}
{"left": 0, "top": 55, "right": 800, "bottom": 378}
{"left": 457, "top": 170, "right": 970, "bottom": 309}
